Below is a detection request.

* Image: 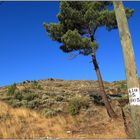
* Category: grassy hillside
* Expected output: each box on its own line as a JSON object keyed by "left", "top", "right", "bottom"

{"left": 0, "top": 79, "right": 132, "bottom": 138}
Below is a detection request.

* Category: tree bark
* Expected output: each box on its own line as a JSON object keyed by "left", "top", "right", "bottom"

{"left": 90, "top": 34, "right": 117, "bottom": 118}
{"left": 91, "top": 50, "right": 117, "bottom": 118}
{"left": 113, "top": 1, "right": 140, "bottom": 138}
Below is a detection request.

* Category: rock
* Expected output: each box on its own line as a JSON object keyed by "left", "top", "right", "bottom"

{"left": 66, "top": 130, "right": 72, "bottom": 134}
{"left": 47, "top": 78, "right": 55, "bottom": 81}
{"left": 23, "top": 80, "right": 31, "bottom": 84}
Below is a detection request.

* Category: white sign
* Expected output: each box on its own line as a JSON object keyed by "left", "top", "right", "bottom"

{"left": 128, "top": 87, "right": 140, "bottom": 106}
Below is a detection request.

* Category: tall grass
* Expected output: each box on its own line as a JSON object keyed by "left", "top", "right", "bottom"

{"left": 0, "top": 101, "right": 127, "bottom": 138}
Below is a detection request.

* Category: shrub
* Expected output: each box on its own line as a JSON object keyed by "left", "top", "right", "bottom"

{"left": 7, "top": 83, "right": 17, "bottom": 95}
{"left": 23, "top": 93, "right": 38, "bottom": 101}
{"left": 27, "top": 99, "right": 40, "bottom": 109}
{"left": 20, "top": 100, "right": 28, "bottom": 107}
{"left": 42, "top": 94, "right": 49, "bottom": 100}
{"left": 120, "top": 83, "right": 127, "bottom": 89}
{"left": 55, "top": 83, "right": 63, "bottom": 87}
{"left": 68, "top": 95, "right": 90, "bottom": 116}
{"left": 0, "top": 95, "right": 13, "bottom": 101}
{"left": 32, "top": 80, "right": 38, "bottom": 85}
{"left": 31, "top": 80, "right": 38, "bottom": 88}
{"left": 13, "top": 92, "right": 23, "bottom": 100}
{"left": 31, "top": 80, "right": 43, "bottom": 90}
{"left": 41, "top": 98, "right": 56, "bottom": 107}
{"left": 42, "top": 108, "right": 57, "bottom": 117}
{"left": 22, "top": 88, "right": 31, "bottom": 93}
{"left": 117, "top": 87, "right": 121, "bottom": 93}
{"left": 46, "top": 99, "right": 56, "bottom": 106}
{"left": 8, "top": 99, "right": 21, "bottom": 108}
{"left": 55, "top": 96, "right": 64, "bottom": 102}
{"left": 37, "top": 84, "right": 43, "bottom": 90}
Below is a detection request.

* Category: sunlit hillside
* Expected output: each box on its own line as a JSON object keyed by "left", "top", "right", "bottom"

{"left": 0, "top": 79, "right": 133, "bottom": 138}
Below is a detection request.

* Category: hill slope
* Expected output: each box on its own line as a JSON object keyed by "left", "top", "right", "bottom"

{"left": 0, "top": 79, "right": 132, "bottom": 138}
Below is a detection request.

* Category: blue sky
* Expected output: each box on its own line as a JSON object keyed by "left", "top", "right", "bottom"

{"left": 0, "top": 1, "right": 140, "bottom": 86}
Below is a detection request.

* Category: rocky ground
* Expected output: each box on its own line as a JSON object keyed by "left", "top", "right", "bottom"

{"left": 0, "top": 78, "right": 134, "bottom": 138}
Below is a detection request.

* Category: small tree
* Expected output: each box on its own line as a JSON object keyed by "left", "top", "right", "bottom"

{"left": 44, "top": 1, "right": 133, "bottom": 118}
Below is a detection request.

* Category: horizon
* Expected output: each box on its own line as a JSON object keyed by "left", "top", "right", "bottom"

{"left": 0, "top": 1, "right": 140, "bottom": 87}
{"left": 1, "top": 78, "right": 128, "bottom": 87}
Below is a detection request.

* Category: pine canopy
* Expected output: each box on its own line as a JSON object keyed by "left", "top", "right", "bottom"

{"left": 44, "top": 1, "right": 134, "bottom": 56}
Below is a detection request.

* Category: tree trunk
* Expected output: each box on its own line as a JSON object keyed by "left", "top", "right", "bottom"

{"left": 91, "top": 50, "right": 117, "bottom": 118}
{"left": 113, "top": 1, "right": 140, "bottom": 138}
{"left": 90, "top": 34, "right": 117, "bottom": 118}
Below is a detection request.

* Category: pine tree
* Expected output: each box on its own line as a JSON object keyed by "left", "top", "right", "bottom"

{"left": 44, "top": 1, "right": 133, "bottom": 118}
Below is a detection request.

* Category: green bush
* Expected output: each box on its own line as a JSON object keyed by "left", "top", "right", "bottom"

{"left": 41, "top": 98, "right": 56, "bottom": 107}
{"left": 117, "top": 87, "right": 121, "bottom": 93}
{"left": 31, "top": 80, "right": 38, "bottom": 88}
{"left": 31, "top": 80, "right": 43, "bottom": 90}
{"left": 120, "top": 83, "right": 127, "bottom": 89}
{"left": 22, "top": 93, "right": 38, "bottom": 101}
{"left": 13, "top": 92, "right": 23, "bottom": 100}
{"left": 8, "top": 99, "right": 21, "bottom": 108}
{"left": 37, "top": 84, "right": 43, "bottom": 90}
{"left": 7, "top": 83, "right": 17, "bottom": 95}
{"left": 68, "top": 96, "right": 90, "bottom": 116}
{"left": 20, "top": 100, "right": 28, "bottom": 107}
{"left": 22, "top": 88, "right": 31, "bottom": 93}
{"left": 27, "top": 99, "right": 40, "bottom": 109}
{"left": 32, "top": 80, "right": 38, "bottom": 85}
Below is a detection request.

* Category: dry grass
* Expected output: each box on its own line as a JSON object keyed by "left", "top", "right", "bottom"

{"left": 0, "top": 101, "right": 128, "bottom": 139}
{"left": 0, "top": 101, "right": 70, "bottom": 138}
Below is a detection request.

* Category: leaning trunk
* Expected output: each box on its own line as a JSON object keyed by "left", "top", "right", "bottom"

{"left": 91, "top": 50, "right": 117, "bottom": 118}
